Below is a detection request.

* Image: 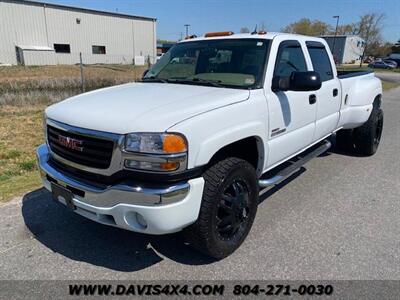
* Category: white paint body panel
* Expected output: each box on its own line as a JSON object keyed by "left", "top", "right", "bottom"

{"left": 41, "top": 175, "right": 205, "bottom": 235}
{"left": 45, "top": 33, "right": 382, "bottom": 174}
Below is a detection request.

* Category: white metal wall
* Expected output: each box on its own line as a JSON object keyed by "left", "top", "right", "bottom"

{"left": 0, "top": 0, "right": 156, "bottom": 65}
{"left": 342, "top": 36, "right": 364, "bottom": 64}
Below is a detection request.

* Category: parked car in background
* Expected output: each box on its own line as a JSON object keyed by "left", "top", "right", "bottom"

{"left": 385, "top": 55, "right": 400, "bottom": 68}
{"left": 383, "top": 59, "right": 398, "bottom": 68}
{"left": 156, "top": 53, "right": 164, "bottom": 62}
{"left": 368, "top": 58, "right": 396, "bottom": 69}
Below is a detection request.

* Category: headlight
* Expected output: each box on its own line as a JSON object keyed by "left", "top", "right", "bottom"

{"left": 125, "top": 133, "right": 187, "bottom": 154}
{"left": 124, "top": 133, "right": 188, "bottom": 172}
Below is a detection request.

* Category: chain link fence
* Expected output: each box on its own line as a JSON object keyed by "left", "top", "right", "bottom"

{"left": 0, "top": 50, "right": 152, "bottom": 106}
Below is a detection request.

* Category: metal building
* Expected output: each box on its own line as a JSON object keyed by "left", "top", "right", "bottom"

{"left": 0, "top": 0, "right": 157, "bottom": 66}
{"left": 321, "top": 35, "right": 365, "bottom": 64}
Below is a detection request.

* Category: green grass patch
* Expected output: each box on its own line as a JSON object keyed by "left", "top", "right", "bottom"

{"left": 0, "top": 149, "right": 22, "bottom": 160}
{"left": 0, "top": 172, "right": 41, "bottom": 203}
{"left": 18, "top": 159, "right": 37, "bottom": 171}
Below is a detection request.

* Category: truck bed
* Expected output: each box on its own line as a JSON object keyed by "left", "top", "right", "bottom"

{"left": 337, "top": 69, "right": 373, "bottom": 79}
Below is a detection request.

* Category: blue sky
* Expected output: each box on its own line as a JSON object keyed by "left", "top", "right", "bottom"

{"left": 41, "top": 0, "right": 400, "bottom": 42}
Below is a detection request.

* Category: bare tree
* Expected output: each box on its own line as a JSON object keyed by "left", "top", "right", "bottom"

{"left": 356, "top": 13, "right": 385, "bottom": 65}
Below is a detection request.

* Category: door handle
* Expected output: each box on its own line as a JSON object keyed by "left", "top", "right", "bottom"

{"left": 333, "top": 88, "right": 338, "bottom": 97}
{"left": 309, "top": 94, "right": 317, "bottom": 105}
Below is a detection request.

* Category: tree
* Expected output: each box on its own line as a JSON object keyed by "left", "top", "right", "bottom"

{"left": 354, "top": 13, "right": 385, "bottom": 64}
{"left": 282, "top": 18, "right": 332, "bottom": 36}
{"left": 240, "top": 27, "right": 250, "bottom": 33}
{"left": 336, "top": 23, "right": 358, "bottom": 35}
{"left": 368, "top": 42, "right": 393, "bottom": 57}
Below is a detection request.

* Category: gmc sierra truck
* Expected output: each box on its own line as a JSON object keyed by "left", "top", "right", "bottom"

{"left": 37, "top": 32, "right": 383, "bottom": 258}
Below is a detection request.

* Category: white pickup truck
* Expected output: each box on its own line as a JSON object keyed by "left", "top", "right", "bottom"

{"left": 37, "top": 32, "right": 383, "bottom": 258}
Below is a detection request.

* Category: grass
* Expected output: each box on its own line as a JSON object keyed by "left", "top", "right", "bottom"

{"left": 0, "top": 105, "right": 45, "bottom": 202}
{"left": 0, "top": 64, "right": 146, "bottom": 203}
{"left": 0, "top": 64, "right": 147, "bottom": 106}
{"left": 382, "top": 81, "right": 400, "bottom": 91}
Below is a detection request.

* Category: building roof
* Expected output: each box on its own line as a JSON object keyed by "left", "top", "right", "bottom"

{"left": 4, "top": 0, "right": 156, "bottom": 21}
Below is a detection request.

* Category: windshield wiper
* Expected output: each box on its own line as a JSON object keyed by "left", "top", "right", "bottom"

{"left": 140, "top": 77, "right": 168, "bottom": 83}
{"left": 168, "top": 77, "right": 224, "bottom": 88}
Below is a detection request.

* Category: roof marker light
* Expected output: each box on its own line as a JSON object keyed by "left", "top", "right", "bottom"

{"left": 204, "top": 31, "right": 234, "bottom": 38}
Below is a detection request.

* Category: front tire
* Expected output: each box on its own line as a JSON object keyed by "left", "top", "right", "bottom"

{"left": 184, "top": 157, "right": 258, "bottom": 259}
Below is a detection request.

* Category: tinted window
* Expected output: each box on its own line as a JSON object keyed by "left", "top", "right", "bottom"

{"left": 307, "top": 45, "right": 333, "bottom": 81}
{"left": 145, "top": 39, "right": 270, "bottom": 89}
{"left": 274, "top": 42, "right": 307, "bottom": 77}
{"left": 92, "top": 45, "right": 106, "bottom": 54}
{"left": 54, "top": 44, "right": 70, "bottom": 53}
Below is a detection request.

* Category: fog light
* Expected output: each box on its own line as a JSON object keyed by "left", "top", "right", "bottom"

{"left": 124, "top": 159, "right": 179, "bottom": 172}
{"left": 136, "top": 213, "right": 147, "bottom": 229}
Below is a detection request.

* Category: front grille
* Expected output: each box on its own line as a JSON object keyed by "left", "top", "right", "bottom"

{"left": 47, "top": 125, "right": 114, "bottom": 169}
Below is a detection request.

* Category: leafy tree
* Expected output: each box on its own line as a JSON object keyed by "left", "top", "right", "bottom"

{"left": 282, "top": 18, "right": 332, "bottom": 36}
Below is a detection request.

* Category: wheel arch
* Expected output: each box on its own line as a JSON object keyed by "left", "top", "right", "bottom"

{"left": 206, "top": 136, "right": 265, "bottom": 176}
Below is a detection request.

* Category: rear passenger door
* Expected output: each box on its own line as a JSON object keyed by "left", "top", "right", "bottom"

{"left": 306, "top": 41, "right": 341, "bottom": 141}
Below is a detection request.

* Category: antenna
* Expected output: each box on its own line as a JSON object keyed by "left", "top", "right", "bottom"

{"left": 251, "top": 25, "right": 258, "bottom": 35}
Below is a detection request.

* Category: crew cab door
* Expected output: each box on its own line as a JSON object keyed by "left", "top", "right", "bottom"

{"left": 305, "top": 41, "right": 341, "bottom": 141}
{"left": 264, "top": 39, "right": 317, "bottom": 168}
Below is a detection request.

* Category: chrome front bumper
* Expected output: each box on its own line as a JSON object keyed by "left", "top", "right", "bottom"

{"left": 36, "top": 144, "right": 205, "bottom": 234}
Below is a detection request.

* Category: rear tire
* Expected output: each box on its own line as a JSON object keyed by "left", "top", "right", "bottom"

{"left": 336, "top": 103, "right": 384, "bottom": 156}
{"left": 353, "top": 106, "right": 384, "bottom": 156}
{"left": 183, "top": 157, "right": 258, "bottom": 259}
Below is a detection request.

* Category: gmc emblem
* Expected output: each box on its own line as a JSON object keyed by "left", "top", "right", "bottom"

{"left": 57, "top": 135, "right": 84, "bottom": 152}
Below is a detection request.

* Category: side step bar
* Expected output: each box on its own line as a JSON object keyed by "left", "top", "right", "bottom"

{"left": 258, "top": 140, "right": 332, "bottom": 188}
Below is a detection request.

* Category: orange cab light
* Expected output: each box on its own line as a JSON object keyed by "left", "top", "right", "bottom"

{"left": 258, "top": 31, "right": 267, "bottom": 35}
{"left": 163, "top": 134, "right": 187, "bottom": 153}
{"left": 204, "top": 31, "right": 234, "bottom": 38}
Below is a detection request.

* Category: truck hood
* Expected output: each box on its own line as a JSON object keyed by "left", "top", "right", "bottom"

{"left": 45, "top": 82, "right": 250, "bottom": 134}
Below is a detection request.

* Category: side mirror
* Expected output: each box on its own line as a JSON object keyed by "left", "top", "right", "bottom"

{"left": 142, "top": 69, "right": 149, "bottom": 78}
{"left": 272, "top": 71, "right": 322, "bottom": 92}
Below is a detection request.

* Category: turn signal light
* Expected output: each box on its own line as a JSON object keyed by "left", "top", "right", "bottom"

{"left": 163, "top": 134, "right": 187, "bottom": 153}
{"left": 205, "top": 31, "right": 234, "bottom": 38}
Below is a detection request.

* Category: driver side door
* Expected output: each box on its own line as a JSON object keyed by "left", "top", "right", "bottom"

{"left": 264, "top": 40, "right": 317, "bottom": 168}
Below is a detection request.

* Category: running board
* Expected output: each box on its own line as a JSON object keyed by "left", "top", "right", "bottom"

{"left": 258, "top": 140, "right": 332, "bottom": 188}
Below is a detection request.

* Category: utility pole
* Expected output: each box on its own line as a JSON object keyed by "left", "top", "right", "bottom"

{"left": 184, "top": 24, "right": 190, "bottom": 38}
{"left": 79, "top": 52, "right": 85, "bottom": 93}
{"left": 332, "top": 16, "right": 340, "bottom": 64}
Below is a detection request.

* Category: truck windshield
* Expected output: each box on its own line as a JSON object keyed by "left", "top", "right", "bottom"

{"left": 143, "top": 39, "right": 270, "bottom": 89}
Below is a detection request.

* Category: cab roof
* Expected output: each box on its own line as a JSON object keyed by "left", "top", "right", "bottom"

{"left": 178, "top": 32, "right": 324, "bottom": 43}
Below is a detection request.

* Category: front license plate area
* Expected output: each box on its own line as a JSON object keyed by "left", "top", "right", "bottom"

{"left": 51, "top": 182, "right": 76, "bottom": 210}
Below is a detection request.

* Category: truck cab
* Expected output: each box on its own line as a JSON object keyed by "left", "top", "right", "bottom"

{"left": 37, "top": 31, "right": 383, "bottom": 258}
